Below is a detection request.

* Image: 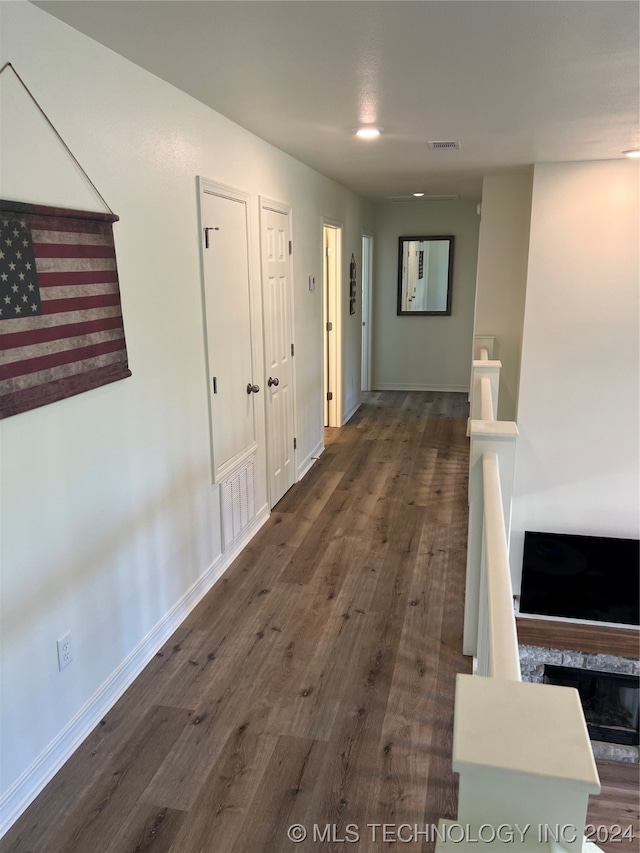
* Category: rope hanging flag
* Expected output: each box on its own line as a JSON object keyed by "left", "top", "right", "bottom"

{"left": 0, "top": 62, "right": 115, "bottom": 216}
{"left": 0, "top": 64, "right": 130, "bottom": 418}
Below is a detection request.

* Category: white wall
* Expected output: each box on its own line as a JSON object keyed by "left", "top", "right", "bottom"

{"left": 510, "top": 160, "right": 639, "bottom": 590}
{"left": 372, "top": 200, "right": 480, "bottom": 391}
{"left": 0, "top": 1, "right": 373, "bottom": 829}
{"left": 474, "top": 174, "right": 532, "bottom": 420}
{"left": 338, "top": 194, "right": 369, "bottom": 423}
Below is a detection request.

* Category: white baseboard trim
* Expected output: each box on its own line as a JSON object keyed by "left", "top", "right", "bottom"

{"left": 297, "top": 439, "right": 324, "bottom": 481}
{"left": 342, "top": 398, "right": 361, "bottom": 424}
{"left": 373, "top": 382, "right": 469, "bottom": 393}
{"left": 0, "top": 504, "right": 270, "bottom": 838}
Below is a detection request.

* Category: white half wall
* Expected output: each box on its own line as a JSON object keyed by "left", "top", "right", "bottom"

{"left": 372, "top": 200, "right": 480, "bottom": 392}
{"left": 0, "top": 0, "right": 373, "bottom": 829}
{"left": 510, "top": 159, "right": 639, "bottom": 589}
{"left": 474, "top": 174, "right": 533, "bottom": 420}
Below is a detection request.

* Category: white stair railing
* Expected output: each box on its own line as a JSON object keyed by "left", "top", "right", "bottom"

{"left": 437, "top": 335, "right": 601, "bottom": 853}
{"left": 479, "top": 375, "right": 494, "bottom": 422}
{"left": 478, "top": 451, "right": 521, "bottom": 680}
{"left": 463, "top": 417, "right": 519, "bottom": 670}
{"left": 470, "top": 358, "right": 501, "bottom": 421}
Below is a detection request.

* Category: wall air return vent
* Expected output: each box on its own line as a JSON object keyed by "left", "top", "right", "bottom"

{"left": 427, "top": 141, "right": 461, "bottom": 150}
{"left": 220, "top": 457, "right": 256, "bottom": 551}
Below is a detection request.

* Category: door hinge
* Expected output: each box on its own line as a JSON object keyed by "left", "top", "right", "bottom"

{"left": 289, "top": 240, "right": 293, "bottom": 255}
{"left": 326, "top": 321, "right": 333, "bottom": 332}
{"left": 293, "top": 437, "right": 297, "bottom": 450}
{"left": 291, "top": 343, "right": 295, "bottom": 357}
{"left": 212, "top": 376, "right": 218, "bottom": 394}
{"left": 327, "top": 391, "right": 333, "bottom": 401}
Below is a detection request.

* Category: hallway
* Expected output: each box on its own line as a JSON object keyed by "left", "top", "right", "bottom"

{"left": 2, "top": 391, "right": 471, "bottom": 852}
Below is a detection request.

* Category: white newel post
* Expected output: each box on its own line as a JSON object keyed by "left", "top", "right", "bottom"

{"left": 474, "top": 335, "right": 495, "bottom": 360}
{"left": 463, "top": 420, "right": 518, "bottom": 658}
{"left": 435, "top": 675, "right": 601, "bottom": 853}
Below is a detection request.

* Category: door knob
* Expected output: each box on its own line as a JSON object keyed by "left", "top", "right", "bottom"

{"left": 267, "top": 377, "right": 280, "bottom": 387}
{"left": 246, "top": 383, "right": 260, "bottom": 394}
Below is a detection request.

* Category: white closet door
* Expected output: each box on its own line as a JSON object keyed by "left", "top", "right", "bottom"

{"left": 200, "top": 184, "right": 258, "bottom": 481}
{"left": 260, "top": 203, "right": 295, "bottom": 507}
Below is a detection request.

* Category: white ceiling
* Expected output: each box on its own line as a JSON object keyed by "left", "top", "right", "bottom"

{"left": 34, "top": 1, "right": 640, "bottom": 201}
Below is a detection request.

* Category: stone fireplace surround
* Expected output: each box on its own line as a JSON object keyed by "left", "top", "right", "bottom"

{"left": 519, "top": 644, "right": 640, "bottom": 763}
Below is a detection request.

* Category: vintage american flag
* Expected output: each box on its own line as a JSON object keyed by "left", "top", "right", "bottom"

{"left": 0, "top": 200, "right": 131, "bottom": 418}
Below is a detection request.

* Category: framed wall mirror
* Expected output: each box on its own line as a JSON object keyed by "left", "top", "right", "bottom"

{"left": 397, "top": 235, "right": 454, "bottom": 315}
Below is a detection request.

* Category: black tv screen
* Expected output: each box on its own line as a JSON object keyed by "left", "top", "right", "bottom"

{"left": 519, "top": 531, "right": 640, "bottom": 627}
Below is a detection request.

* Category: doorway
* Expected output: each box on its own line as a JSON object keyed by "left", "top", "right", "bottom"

{"left": 260, "top": 198, "right": 296, "bottom": 508}
{"left": 322, "top": 222, "right": 342, "bottom": 427}
{"left": 361, "top": 234, "right": 373, "bottom": 392}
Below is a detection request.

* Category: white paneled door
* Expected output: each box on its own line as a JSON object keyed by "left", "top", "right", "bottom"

{"left": 361, "top": 234, "right": 373, "bottom": 392}
{"left": 322, "top": 223, "right": 341, "bottom": 427}
{"left": 199, "top": 182, "right": 258, "bottom": 482}
{"left": 260, "top": 201, "right": 296, "bottom": 507}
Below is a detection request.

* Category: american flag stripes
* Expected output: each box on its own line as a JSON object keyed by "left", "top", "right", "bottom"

{"left": 0, "top": 200, "right": 131, "bottom": 418}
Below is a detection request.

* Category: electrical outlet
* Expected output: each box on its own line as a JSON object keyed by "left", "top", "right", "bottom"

{"left": 57, "top": 632, "right": 73, "bottom": 670}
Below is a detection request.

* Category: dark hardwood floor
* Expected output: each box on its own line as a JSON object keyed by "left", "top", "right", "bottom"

{"left": 1, "top": 392, "right": 637, "bottom": 852}
{"left": 588, "top": 761, "right": 640, "bottom": 853}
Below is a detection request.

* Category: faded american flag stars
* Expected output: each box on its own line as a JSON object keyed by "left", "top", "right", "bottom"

{"left": 0, "top": 200, "right": 131, "bottom": 419}
{"left": 0, "top": 214, "right": 42, "bottom": 319}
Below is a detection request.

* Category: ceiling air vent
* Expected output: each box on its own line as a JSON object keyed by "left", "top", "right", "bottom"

{"left": 427, "top": 141, "right": 461, "bottom": 150}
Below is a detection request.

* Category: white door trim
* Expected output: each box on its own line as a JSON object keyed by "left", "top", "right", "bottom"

{"left": 322, "top": 218, "right": 343, "bottom": 428}
{"left": 361, "top": 232, "right": 374, "bottom": 392}
{"left": 259, "top": 196, "right": 298, "bottom": 506}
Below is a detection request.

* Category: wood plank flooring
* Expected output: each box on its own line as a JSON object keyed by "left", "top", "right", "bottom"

{"left": 2, "top": 392, "right": 637, "bottom": 853}
{"left": 588, "top": 761, "right": 639, "bottom": 853}
{"left": 1, "top": 392, "right": 469, "bottom": 853}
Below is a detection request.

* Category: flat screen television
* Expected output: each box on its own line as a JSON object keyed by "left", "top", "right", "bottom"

{"left": 519, "top": 531, "right": 640, "bottom": 627}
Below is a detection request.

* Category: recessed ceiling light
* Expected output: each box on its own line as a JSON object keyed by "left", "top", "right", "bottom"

{"left": 413, "top": 192, "right": 425, "bottom": 197}
{"left": 623, "top": 149, "right": 640, "bottom": 158}
{"left": 385, "top": 194, "right": 459, "bottom": 203}
{"left": 355, "top": 127, "right": 381, "bottom": 139}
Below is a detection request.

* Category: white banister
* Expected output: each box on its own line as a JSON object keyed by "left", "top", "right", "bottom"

{"left": 480, "top": 452, "right": 521, "bottom": 681}
{"left": 450, "top": 333, "right": 602, "bottom": 853}
{"left": 479, "top": 375, "right": 493, "bottom": 422}
{"left": 470, "top": 359, "right": 501, "bottom": 421}
{"left": 464, "top": 420, "right": 518, "bottom": 658}
{"left": 469, "top": 336, "right": 496, "bottom": 405}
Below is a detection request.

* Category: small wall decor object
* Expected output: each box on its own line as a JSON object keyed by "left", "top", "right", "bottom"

{"left": 0, "top": 200, "right": 131, "bottom": 418}
{"left": 349, "top": 252, "right": 357, "bottom": 315}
